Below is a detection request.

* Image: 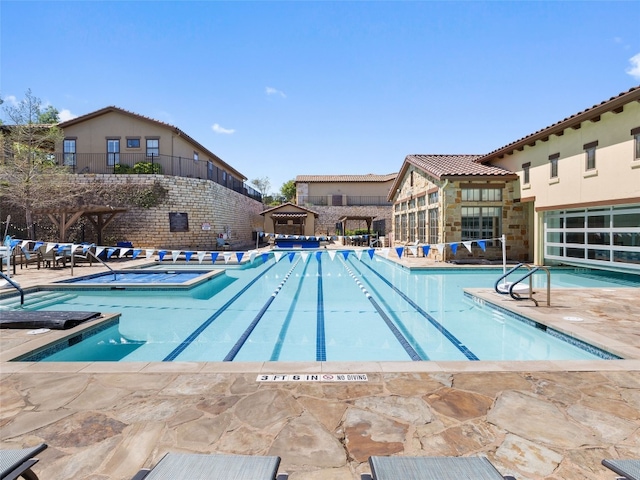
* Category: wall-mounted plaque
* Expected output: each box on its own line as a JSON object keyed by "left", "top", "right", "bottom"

{"left": 169, "top": 212, "right": 189, "bottom": 232}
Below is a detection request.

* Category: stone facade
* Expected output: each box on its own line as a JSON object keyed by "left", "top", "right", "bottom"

{"left": 311, "top": 205, "right": 393, "bottom": 236}
{"left": 32, "top": 174, "right": 264, "bottom": 250}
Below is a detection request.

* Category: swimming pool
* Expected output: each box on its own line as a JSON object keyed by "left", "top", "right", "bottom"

{"left": 7, "top": 251, "right": 637, "bottom": 362}
{"left": 55, "top": 270, "right": 220, "bottom": 287}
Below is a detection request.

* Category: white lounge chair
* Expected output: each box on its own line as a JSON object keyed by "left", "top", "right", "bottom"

{"left": 131, "top": 452, "right": 287, "bottom": 480}
{"left": 0, "top": 443, "right": 47, "bottom": 480}
{"left": 361, "top": 456, "right": 516, "bottom": 480}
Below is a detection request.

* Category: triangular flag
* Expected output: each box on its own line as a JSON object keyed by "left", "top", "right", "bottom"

{"left": 82, "top": 243, "right": 93, "bottom": 253}
{"left": 95, "top": 246, "right": 105, "bottom": 258}
{"left": 261, "top": 253, "right": 270, "bottom": 263}
{"left": 45, "top": 243, "right": 56, "bottom": 254}
{"left": 395, "top": 246, "right": 404, "bottom": 258}
{"left": 119, "top": 248, "right": 131, "bottom": 258}
{"left": 436, "top": 244, "right": 445, "bottom": 255}
{"left": 355, "top": 250, "right": 363, "bottom": 261}
{"left": 328, "top": 250, "right": 336, "bottom": 261}
{"left": 223, "top": 252, "right": 232, "bottom": 264}
{"left": 70, "top": 244, "right": 80, "bottom": 254}
{"left": 34, "top": 241, "right": 44, "bottom": 251}
{"left": 300, "top": 252, "right": 309, "bottom": 262}
{"left": 157, "top": 250, "right": 167, "bottom": 261}
{"left": 409, "top": 246, "right": 418, "bottom": 257}
{"left": 478, "top": 240, "right": 486, "bottom": 252}
{"left": 171, "top": 250, "right": 181, "bottom": 262}
{"left": 367, "top": 248, "right": 375, "bottom": 259}
{"left": 10, "top": 239, "right": 21, "bottom": 248}
{"left": 184, "top": 251, "right": 193, "bottom": 262}
{"left": 450, "top": 243, "right": 458, "bottom": 255}
{"left": 341, "top": 250, "right": 349, "bottom": 260}
{"left": 107, "top": 248, "right": 116, "bottom": 259}
{"left": 145, "top": 248, "right": 155, "bottom": 259}
{"left": 197, "top": 251, "right": 206, "bottom": 264}
{"left": 381, "top": 248, "right": 390, "bottom": 258}
{"left": 236, "top": 252, "right": 244, "bottom": 263}
{"left": 210, "top": 252, "right": 219, "bottom": 263}
{"left": 249, "top": 251, "right": 257, "bottom": 263}
{"left": 463, "top": 241, "right": 473, "bottom": 253}
{"left": 288, "top": 252, "right": 296, "bottom": 262}
{"left": 422, "top": 245, "right": 430, "bottom": 257}
{"left": 20, "top": 240, "right": 30, "bottom": 249}
{"left": 274, "top": 251, "right": 284, "bottom": 262}
{"left": 132, "top": 249, "right": 142, "bottom": 259}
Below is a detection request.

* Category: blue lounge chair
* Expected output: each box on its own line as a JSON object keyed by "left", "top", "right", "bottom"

{"left": 602, "top": 459, "right": 640, "bottom": 480}
{"left": 362, "top": 456, "right": 516, "bottom": 480}
{"left": 131, "top": 453, "right": 287, "bottom": 480}
{"left": 0, "top": 443, "right": 47, "bottom": 480}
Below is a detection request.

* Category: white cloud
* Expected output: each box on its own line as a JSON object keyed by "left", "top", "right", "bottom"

{"left": 58, "top": 109, "right": 77, "bottom": 122}
{"left": 211, "top": 123, "right": 235, "bottom": 135}
{"left": 626, "top": 53, "right": 640, "bottom": 80}
{"left": 265, "top": 86, "right": 286, "bottom": 98}
{"left": 2, "top": 95, "right": 18, "bottom": 107}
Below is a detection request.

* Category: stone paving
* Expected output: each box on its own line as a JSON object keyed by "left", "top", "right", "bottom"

{"left": 1, "top": 253, "right": 640, "bottom": 479}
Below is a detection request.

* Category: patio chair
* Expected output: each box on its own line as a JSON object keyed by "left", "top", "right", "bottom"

{"left": 131, "top": 452, "right": 287, "bottom": 480}
{"left": 602, "top": 459, "right": 640, "bottom": 479}
{"left": 216, "top": 237, "right": 231, "bottom": 251}
{"left": 361, "top": 456, "right": 516, "bottom": 480}
{"left": 0, "top": 443, "right": 47, "bottom": 480}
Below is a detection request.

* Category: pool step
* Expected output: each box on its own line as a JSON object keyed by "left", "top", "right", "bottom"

{"left": 0, "top": 291, "right": 78, "bottom": 311}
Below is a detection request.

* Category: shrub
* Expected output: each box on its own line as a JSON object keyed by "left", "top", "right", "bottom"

{"left": 132, "top": 162, "right": 162, "bottom": 174}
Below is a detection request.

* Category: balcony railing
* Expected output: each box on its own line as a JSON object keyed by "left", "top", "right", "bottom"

{"left": 297, "top": 195, "right": 391, "bottom": 207}
{"left": 38, "top": 152, "right": 262, "bottom": 202}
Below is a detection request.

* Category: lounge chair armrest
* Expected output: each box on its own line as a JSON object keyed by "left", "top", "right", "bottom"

{"left": 360, "top": 474, "right": 373, "bottom": 480}
{"left": 131, "top": 468, "right": 151, "bottom": 480}
{"left": 276, "top": 474, "right": 289, "bottom": 480}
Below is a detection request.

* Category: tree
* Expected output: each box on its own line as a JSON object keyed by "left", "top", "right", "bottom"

{"left": 37, "top": 105, "right": 60, "bottom": 124}
{"left": 280, "top": 179, "right": 296, "bottom": 202}
{"left": 0, "top": 90, "right": 86, "bottom": 239}
{"left": 250, "top": 176, "right": 271, "bottom": 202}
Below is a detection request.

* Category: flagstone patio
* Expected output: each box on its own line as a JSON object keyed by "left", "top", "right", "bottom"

{"left": 1, "top": 254, "right": 640, "bottom": 479}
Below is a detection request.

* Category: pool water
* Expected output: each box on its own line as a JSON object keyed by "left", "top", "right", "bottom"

{"left": 57, "top": 270, "right": 208, "bottom": 285}
{"left": 8, "top": 253, "right": 637, "bottom": 362}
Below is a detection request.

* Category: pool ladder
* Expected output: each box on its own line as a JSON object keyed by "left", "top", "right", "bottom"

{"left": 0, "top": 271, "right": 24, "bottom": 305}
{"left": 494, "top": 263, "right": 550, "bottom": 307}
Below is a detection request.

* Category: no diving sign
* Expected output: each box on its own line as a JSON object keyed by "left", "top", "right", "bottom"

{"left": 257, "top": 373, "right": 368, "bottom": 382}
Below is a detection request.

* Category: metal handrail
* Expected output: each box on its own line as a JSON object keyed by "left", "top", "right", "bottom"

{"left": 85, "top": 249, "right": 118, "bottom": 281}
{"left": 0, "top": 271, "right": 24, "bottom": 305}
{"left": 494, "top": 263, "right": 551, "bottom": 307}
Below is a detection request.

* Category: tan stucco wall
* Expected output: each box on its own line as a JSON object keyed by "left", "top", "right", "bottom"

{"left": 487, "top": 101, "right": 640, "bottom": 264}
{"left": 297, "top": 180, "right": 394, "bottom": 199}
{"left": 58, "top": 110, "right": 240, "bottom": 178}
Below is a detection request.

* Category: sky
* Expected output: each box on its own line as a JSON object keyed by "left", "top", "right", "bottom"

{"left": 1, "top": 1, "right": 639, "bottom": 195}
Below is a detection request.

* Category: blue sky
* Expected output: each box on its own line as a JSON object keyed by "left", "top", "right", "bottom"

{"left": 2, "top": 1, "right": 639, "bottom": 195}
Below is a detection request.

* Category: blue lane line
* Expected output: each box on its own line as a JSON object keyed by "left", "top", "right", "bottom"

{"left": 340, "top": 259, "right": 422, "bottom": 361}
{"left": 270, "top": 258, "right": 312, "bottom": 361}
{"left": 359, "top": 259, "right": 479, "bottom": 360}
{"left": 162, "top": 260, "right": 278, "bottom": 361}
{"left": 224, "top": 258, "right": 301, "bottom": 361}
{"left": 316, "top": 254, "right": 326, "bottom": 361}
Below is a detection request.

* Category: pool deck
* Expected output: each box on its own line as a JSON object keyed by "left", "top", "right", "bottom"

{"left": 1, "top": 253, "right": 640, "bottom": 479}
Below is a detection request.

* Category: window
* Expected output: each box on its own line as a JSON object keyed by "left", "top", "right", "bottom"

{"left": 126, "top": 138, "right": 140, "bottom": 149}
{"left": 522, "top": 162, "right": 530, "bottom": 184}
{"left": 63, "top": 139, "right": 76, "bottom": 167}
{"left": 410, "top": 171, "right": 414, "bottom": 187}
{"left": 584, "top": 141, "right": 598, "bottom": 170}
{"left": 146, "top": 138, "right": 159, "bottom": 158}
{"left": 461, "top": 188, "right": 502, "bottom": 202}
{"left": 632, "top": 127, "right": 640, "bottom": 160}
{"left": 549, "top": 153, "right": 559, "bottom": 178}
{"left": 193, "top": 151, "right": 199, "bottom": 162}
{"left": 417, "top": 210, "right": 426, "bottom": 242}
{"left": 107, "top": 139, "right": 120, "bottom": 166}
{"left": 428, "top": 208, "right": 439, "bottom": 244}
{"left": 461, "top": 207, "right": 501, "bottom": 241}
{"left": 428, "top": 190, "right": 438, "bottom": 204}
{"left": 207, "top": 160, "right": 214, "bottom": 180}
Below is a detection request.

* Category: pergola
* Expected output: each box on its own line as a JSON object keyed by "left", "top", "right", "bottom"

{"left": 34, "top": 205, "right": 129, "bottom": 244}
{"left": 338, "top": 215, "right": 376, "bottom": 236}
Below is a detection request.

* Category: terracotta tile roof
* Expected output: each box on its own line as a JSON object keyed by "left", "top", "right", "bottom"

{"left": 261, "top": 202, "right": 319, "bottom": 216}
{"left": 476, "top": 85, "right": 640, "bottom": 164}
{"left": 406, "top": 154, "right": 516, "bottom": 178}
{"left": 58, "top": 106, "right": 246, "bottom": 180}
{"left": 295, "top": 173, "right": 397, "bottom": 183}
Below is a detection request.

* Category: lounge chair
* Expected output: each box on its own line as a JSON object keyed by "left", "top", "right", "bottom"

{"left": 0, "top": 443, "right": 47, "bottom": 480}
{"left": 361, "top": 456, "right": 516, "bottom": 480}
{"left": 131, "top": 452, "right": 287, "bottom": 480}
{"left": 216, "top": 237, "right": 230, "bottom": 251}
{"left": 602, "top": 459, "right": 640, "bottom": 479}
